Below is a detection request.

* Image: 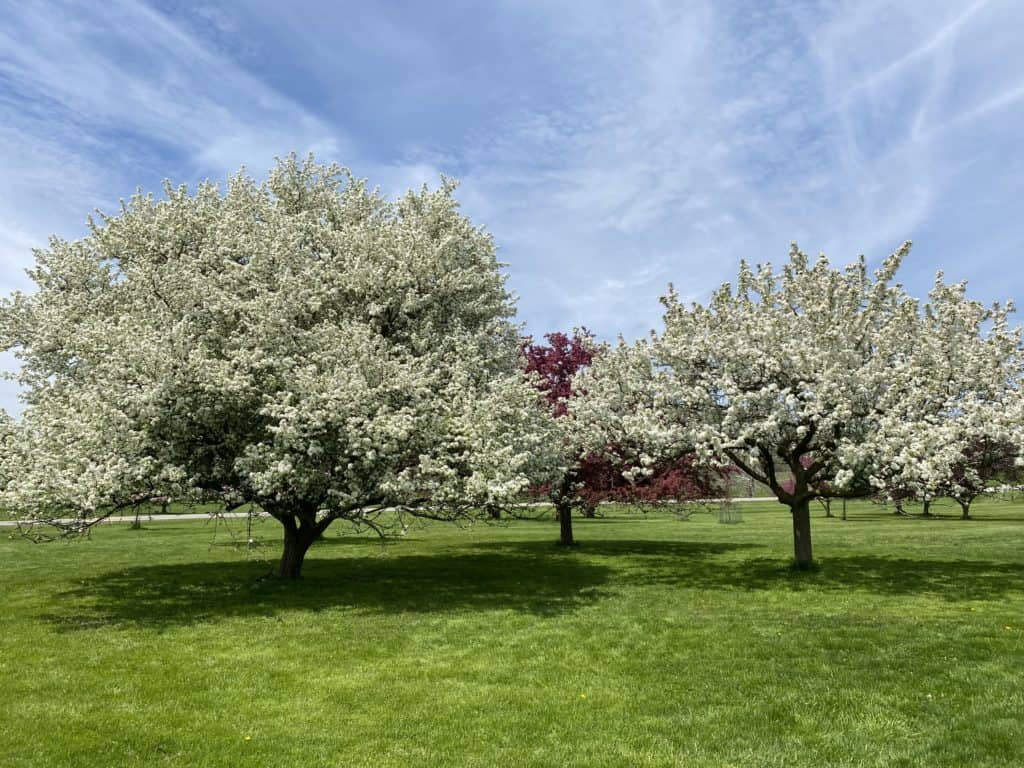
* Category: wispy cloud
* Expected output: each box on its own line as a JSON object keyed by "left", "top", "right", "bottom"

{"left": 0, "top": 0, "right": 344, "bottom": 175}
{"left": 0, "top": 0, "right": 348, "bottom": 413}
{"left": 451, "top": 0, "right": 1023, "bottom": 339}
{"left": 1, "top": 0, "right": 1022, "bottom": 416}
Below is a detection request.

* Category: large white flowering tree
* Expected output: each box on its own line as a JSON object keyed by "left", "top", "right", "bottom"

{"left": 872, "top": 274, "right": 1023, "bottom": 518}
{"left": 580, "top": 244, "right": 1022, "bottom": 568}
{"left": 0, "top": 155, "right": 553, "bottom": 578}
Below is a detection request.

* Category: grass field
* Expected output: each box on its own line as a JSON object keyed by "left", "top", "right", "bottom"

{"left": 2, "top": 499, "right": 1022, "bottom": 767}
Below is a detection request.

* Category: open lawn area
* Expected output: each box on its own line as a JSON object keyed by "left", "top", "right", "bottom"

{"left": 2, "top": 499, "right": 1022, "bottom": 767}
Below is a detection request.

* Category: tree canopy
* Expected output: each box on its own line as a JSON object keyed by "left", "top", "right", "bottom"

{"left": 0, "top": 155, "right": 550, "bottom": 577}
{"left": 577, "top": 244, "right": 1024, "bottom": 567}
{"left": 1, "top": 157, "right": 1021, "bottom": 575}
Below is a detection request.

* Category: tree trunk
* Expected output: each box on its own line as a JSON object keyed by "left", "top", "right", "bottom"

{"left": 959, "top": 500, "right": 971, "bottom": 520}
{"left": 791, "top": 498, "right": 813, "bottom": 569}
{"left": 922, "top": 498, "right": 932, "bottom": 518}
{"left": 823, "top": 498, "right": 833, "bottom": 518}
{"left": 581, "top": 502, "right": 597, "bottom": 519}
{"left": 276, "top": 519, "right": 322, "bottom": 579}
{"left": 556, "top": 499, "right": 575, "bottom": 546}
{"left": 841, "top": 499, "right": 847, "bottom": 521}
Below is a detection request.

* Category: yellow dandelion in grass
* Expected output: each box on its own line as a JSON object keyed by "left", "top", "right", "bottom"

{"left": 244, "top": 736, "right": 252, "bottom": 741}
{"left": 580, "top": 693, "right": 587, "bottom": 699}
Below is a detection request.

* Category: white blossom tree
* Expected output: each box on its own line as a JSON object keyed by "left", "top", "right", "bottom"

{"left": 579, "top": 244, "right": 1022, "bottom": 568}
{"left": 0, "top": 155, "right": 553, "bottom": 578}
{"left": 874, "top": 274, "right": 1023, "bottom": 519}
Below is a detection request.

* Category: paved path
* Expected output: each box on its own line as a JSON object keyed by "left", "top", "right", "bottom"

{"left": 0, "top": 498, "right": 775, "bottom": 528}
{"left": 0, "top": 511, "right": 262, "bottom": 528}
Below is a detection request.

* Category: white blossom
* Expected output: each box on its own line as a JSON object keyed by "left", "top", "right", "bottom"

{"left": 0, "top": 155, "right": 549, "bottom": 575}
{"left": 576, "top": 242, "right": 1023, "bottom": 565}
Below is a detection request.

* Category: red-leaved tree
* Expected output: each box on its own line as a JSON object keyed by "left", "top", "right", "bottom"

{"left": 522, "top": 330, "right": 727, "bottom": 545}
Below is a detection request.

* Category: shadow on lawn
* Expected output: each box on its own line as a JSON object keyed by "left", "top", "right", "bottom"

{"left": 44, "top": 546, "right": 622, "bottom": 631}
{"left": 735, "top": 556, "right": 1024, "bottom": 602}
{"left": 45, "top": 538, "right": 758, "bottom": 632}
{"left": 475, "top": 540, "right": 1024, "bottom": 602}
{"left": 43, "top": 536, "right": 1023, "bottom": 632}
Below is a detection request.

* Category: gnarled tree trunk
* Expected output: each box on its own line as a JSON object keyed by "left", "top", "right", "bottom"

{"left": 273, "top": 511, "right": 328, "bottom": 579}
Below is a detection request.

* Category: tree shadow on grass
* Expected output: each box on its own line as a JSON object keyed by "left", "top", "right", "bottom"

{"left": 476, "top": 538, "right": 758, "bottom": 559}
{"left": 44, "top": 538, "right": 757, "bottom": 632}
{"left": 476, "top": 540, "right": 1024, "bottom": 603}
{"left": 733, "top": 556, "right": 1024, "bottom": 602}
{"left": 42, "top": 538, "right": 1023, "bottom": 633}
{"left": 44, "top": 547, "right": 620, "bottom": 632}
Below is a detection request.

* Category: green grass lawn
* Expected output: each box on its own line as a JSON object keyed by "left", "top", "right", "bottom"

{"left": 2, "top": 499, "right": 1022, "bottom": 767}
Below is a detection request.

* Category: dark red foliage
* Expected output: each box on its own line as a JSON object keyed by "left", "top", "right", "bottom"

{"left": 522, "top": 329, "right": 729, "bottom": 507}
{"left": 576, "top": 452, "right": 730, "bottom": 507}
{"left": 521, "top": 330, "right": 594, "bottom": 417}
{"left": 945, "top": 436, "right": 1021, "bottom": 500}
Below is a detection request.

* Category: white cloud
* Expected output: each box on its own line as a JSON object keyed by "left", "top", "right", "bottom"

{"left": 0, "top": 0, "right": 352, "bottom": 415}
{"left": 443, "top": 0, "right": 1024, "bottom": 344}
{"left": 1, "top": 0, "right": 1022, "bottom": 414}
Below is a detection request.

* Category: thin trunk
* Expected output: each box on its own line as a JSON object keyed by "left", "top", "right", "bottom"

{"left": 556, "top": 499, "right": 574, "bottom": 546}
{"left": 841, "top": 499, "right": 847, "bottom": 521}
{"left": 791, "top": 498, "right": 813, "bottom": 569}
{"left": 822, "top": 498, "right": 833, "bottom": 518}
{"left": 959, "top": 500, "right": 972, "bottom": 520}
{"left": 276, "top": 518, "right": 322, "bottom": 579}
{"left": 922, "top": 499, "right": 932, "bottom": 518}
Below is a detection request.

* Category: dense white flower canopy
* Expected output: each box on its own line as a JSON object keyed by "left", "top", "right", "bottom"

{"left": 672, "top": 245, "right": 1022, "bottom": 494}
{"left": 0, "top": 157, "right": 553, "bottom": 543}
{"left": 574, "top": 243, "right": 1023, "bottom": 563}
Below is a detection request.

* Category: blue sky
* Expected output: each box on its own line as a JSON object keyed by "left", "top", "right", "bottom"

{"left": 2, "top": 0, "right": 1023, "bottom": 415}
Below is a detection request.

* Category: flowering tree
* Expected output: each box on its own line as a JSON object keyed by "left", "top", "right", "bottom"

{"left": 0, "top": 411, "right": 13, "bottom": 510}
{"left": 0, "top": 155, "right": 552, "bottom": 578}
{"left": 522, "top": 331, "right": 595, "bottom": 418}
{"left": 522, "top": 330, "right": 604, "bottom": 544}
{"left": 951, "top": 440, "right": 1020, "bottom": 518}
{"left": 573, "top": 451, "right": 727, "bottom": 509}
{"left": 522, "top": 330, "right": 723, "bottom": 545}
{"left": 924, "top": 437, "right": 1020, "bottom": 519}
{"left": 580, "top": 244, "right": 1022, "bottom": 568}
{"left": 895, "top": 276, "right": 1022, "bottom": 519}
